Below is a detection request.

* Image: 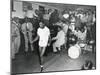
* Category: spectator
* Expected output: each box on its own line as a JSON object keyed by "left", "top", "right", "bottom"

{"left": 11, "top": 17, "right": 21, "bottom": 59}
{"left": 21, "top": 17, "right": 34, "bottom": 52}
{"left": 49, "top": 9, "right": 59, "bottom": 25}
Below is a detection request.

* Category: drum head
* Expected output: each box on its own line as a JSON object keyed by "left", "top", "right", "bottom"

{"left": 68, "top": 45, "right": 81, "bottom": 59}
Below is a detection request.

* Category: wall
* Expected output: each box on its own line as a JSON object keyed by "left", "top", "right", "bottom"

{"left": 11, "top": 1, "right": 61, "bottom": 19}
{"left": 12, "top": 1, "right": 25, "bottom": 18}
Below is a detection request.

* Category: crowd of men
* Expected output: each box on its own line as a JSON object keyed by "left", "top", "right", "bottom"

{"left": 11, "top": 7, "right": 96, "bottom": 71}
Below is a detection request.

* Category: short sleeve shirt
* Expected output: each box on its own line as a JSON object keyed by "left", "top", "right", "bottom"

{"left": 37, "top": 26, "right": 50, "bottom": 47}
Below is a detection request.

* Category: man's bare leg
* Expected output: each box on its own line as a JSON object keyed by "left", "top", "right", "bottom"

{"left": 40, "top": 47, "right": 46, "bottom": 57}
{"left": 39, "top": 46, "right": 46, "bottom": 72}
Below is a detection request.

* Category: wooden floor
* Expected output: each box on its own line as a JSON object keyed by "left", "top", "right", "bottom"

{"left": 11, "top": 49, "right": 96, "bottom": 74}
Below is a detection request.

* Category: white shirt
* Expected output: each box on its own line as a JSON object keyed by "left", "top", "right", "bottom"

{"left": 63, "top": 13, "right": 69, "bottom": 19}
{"left": 37, "top": 26, "right": 50, "bottom": 47}
{"left": 74, "top": 30, "right": 87, "bottom": 40}
{"left": 53, "top": 30, "right": 65, "bottom": 47}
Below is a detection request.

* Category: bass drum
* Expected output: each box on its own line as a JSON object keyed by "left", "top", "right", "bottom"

{"left": 68, "top": 44, "right": 81, "bottom": 59}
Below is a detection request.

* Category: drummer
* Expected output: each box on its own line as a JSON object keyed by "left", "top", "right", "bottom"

{"left": 73, "top": 26, "right": 87, "bottom": 48}
{"left": 73, "top": 26, "right": 87, "bottom": 41}
{"left": 52, "top": 26, "right": 66, "bottom": 53}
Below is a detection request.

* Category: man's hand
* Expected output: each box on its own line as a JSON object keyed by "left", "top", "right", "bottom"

{"left": 31, "top": 35, "right": 39, "bottom": 44}
{"left": 52, "top": 38, "right": 55, "bottom": 40}
{"left": 30, "top": 40, "right": 34, "bottom": 44}
{"left": 47, "top": 43, "right": 50, "bottom": 46}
